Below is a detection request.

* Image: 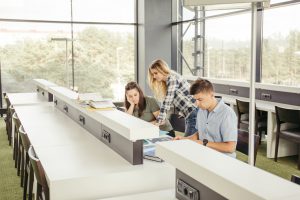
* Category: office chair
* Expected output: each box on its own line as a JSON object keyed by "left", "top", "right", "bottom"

{"left": 236, "top": 130, "right": 260, "bottom": 166}
{"left": 291, "top": 174, "right": 300, "bottom": 185}
{"left": 236, "top": 99, "right": 267, "bottom": 144}
{"left": 28, "top": 146, "right": 49, "bottom": 200}
{"left": 274, "top": 106, "right": 300, "bottom": 170}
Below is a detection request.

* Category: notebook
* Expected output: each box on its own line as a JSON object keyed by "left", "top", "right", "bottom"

{"left": 143, "top": 135, "right": 172, "bottom": 162}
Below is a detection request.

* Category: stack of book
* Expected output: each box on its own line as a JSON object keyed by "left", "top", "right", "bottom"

{"left": 143, "top": 136, "right": 172, "bottom": 162}
{"left": 89, "top": 99, "right": 116, "bottom": 110}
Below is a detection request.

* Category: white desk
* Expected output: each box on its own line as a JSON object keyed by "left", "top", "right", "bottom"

{"left": 98, "top": 189, "right": 176, "bottom": 200}
{"left": 32, "top": 79, "right": 57, "bottom": 90}
{"left": 157, "top": 140, "right": 300, "bottom": 200}
{"left": 48, "top": 86, "right": 160, "bottom": 141}
{"left": 217, "top": 93, "right": 300, "bottom": 158}
{"left": 7, "top": 93, "right": 48, "bottom": 106}
{"left": 7, "top": 92, "right": 50, "bottom": 147}
{"left": 14, "top": 104, "right": 174, "bottom": 200}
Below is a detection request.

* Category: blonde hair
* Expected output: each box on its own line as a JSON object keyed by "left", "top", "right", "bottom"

{"left": 148, "top": 59, "right": 171, "bottom": 101}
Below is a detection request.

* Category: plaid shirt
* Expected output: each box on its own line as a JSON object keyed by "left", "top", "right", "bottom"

{"left": 157, "top": 71, "right": 196, "bottom": 124}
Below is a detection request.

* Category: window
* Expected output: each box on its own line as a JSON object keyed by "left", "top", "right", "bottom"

{"left": 0, "top": 0, "right": 136, "bottom": 98}
{"left": 262, "top": 4, "right": 300, "bottom": 86}
{"left": 0, "top": 22, "right": 71, "bottom": 92}
{"left": 181, "top": 22, "right": 195, "bottom": 76}
{"left": 73, "top": 0, "right": 135, "bottom": 23}
{"left": 73, "top": 24, "right": 135, "bottom": 99}
{"left": 0, "top": 0, "right": 70, "bottom": 21}
{"left": 205, "top": 13, "right": 251, "bottom": 81}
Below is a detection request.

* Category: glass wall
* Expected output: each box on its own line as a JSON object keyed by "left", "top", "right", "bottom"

{"left": 0, "top": 22, "right": 71, "bottom": 92}
{"left": 73, "top": 24, "right": 135, "bottom": 99}
{"left": 262, "top": 4, "right": 300, "bottom": 86}
{"left": 205, "top": 12, "right": 251, "bottom": 81}
{"left": 0, "top": 0, "right": 136, "bottom": 100}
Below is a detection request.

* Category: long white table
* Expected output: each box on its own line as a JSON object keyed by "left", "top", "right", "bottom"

{"left": 157, "top": 140, "right": 300, "bottom": 200}
{"left": 14, "top": 104, "right": 174, "bottom": 200}
{"left": 217, "top": 93, "right": 300, "bottom": 158}
{"left": 7, "top": 93, "right": 48, "bottom": 106}
{"left": 7, "top": 92, "right": 50, "bottom": 147}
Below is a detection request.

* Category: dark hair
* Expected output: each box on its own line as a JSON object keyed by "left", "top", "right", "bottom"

{"left": 190, "top": 79, "right": 214, "bottom": 95}
{"left": 124, "top": 81, "right": 146, "bottom": 117}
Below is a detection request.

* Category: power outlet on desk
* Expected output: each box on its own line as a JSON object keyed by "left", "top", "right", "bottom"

{"left": 63, "top": 105, "right": 68, "bottom": 113}
{"left": 177, "top": 179, "right": 199, "bottom": 200}
{"left": 261, "top": 93, "right": 271, "bottom": 100}
{"left": 102, "top": 130, "right": 111, "bottom": 143}
{"left": 79, "top": 115, "right": 85, "bottom": 125}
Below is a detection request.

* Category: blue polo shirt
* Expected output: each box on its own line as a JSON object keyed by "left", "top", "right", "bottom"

{"left": 196, "top": 99, "right": 238, "bottom": 158}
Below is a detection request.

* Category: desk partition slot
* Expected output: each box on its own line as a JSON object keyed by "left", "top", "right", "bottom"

{"left": 54, "top": 96, "right": 143, "bottom": 165}
{"left": 79, "top": 115, "right": 85, "bottom": 125}
{"left": 63, "top": 105, "right": 68, "bottom": 113}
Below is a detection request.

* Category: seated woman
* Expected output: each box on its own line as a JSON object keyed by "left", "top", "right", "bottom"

{"left": 124, "top": 81, "right": 175, "bottom": 137}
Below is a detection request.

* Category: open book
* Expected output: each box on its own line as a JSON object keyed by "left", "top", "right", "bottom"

{"left": 89, "top": 99, "right": 116, "bottom": 109}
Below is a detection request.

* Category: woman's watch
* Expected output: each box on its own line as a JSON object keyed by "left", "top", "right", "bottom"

{"left": 203, "top": 139, "right": 208, "bottom": 146}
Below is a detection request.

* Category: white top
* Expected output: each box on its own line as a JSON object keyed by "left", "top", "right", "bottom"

{"left": 7, "top": 93, "right": 48, "bottom": 106}
{"left": 98, "top": 189, "right": 176, "bottom": 200}
{"left": 14, "top": 103, "right": 174, "bottom": 200}
{"left": 48, "top": 86, "right": 78, "bottom": 100}
{"left": 156, "top": 140, "right": 300, "bottom": 200}
{"left": 32, "top": 79, "right": 57, "bottom": 90}
{"left": 49, "top": 86, "right": 160, "bottom": 141}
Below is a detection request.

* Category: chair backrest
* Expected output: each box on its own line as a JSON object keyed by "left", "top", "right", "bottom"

{"left": 291, "top": 174, "right": 300, "bottom": 185}
{"left": 236, "top": 99, "right": 249, "bottom": 116}
{"left": 19, "top": 125, "right": 31, "bottom": 152}
{"left": 4, "top": 95, "right": 11, "bottom": 108}
{"left": 236, "top": 130, "right": 260, "bottom": 165}
{"left": 169, "top": 113, "right": 185, "bottom": 133}
{"left": 28, "top": 146, "right": 48, "bottom": 188}
{"left": 12, "top": 112, "right": 21, "bottom": 132}
{"left": 275, "top": 106, "right": 300, "bottom": 126}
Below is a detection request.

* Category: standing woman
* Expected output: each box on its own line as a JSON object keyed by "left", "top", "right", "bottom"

{"left": 124, "top": 81, "right": 175, "bottom": 137}
{"left": 148, "top": 59, "right": 197, "bottom": 136}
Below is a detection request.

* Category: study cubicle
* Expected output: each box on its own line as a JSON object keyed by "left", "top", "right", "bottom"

{"left": 100, "top": 140, "right": 300, "bottom": 200}
{"left": 9, "top": 80, "right": 174, "bottom": 200}
{"left": 186, "top": 76, "right": 300, "bottom": 159}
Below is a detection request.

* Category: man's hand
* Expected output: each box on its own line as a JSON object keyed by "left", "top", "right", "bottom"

{"left": 173, "top": 135, "right": 184, "bottom": 140}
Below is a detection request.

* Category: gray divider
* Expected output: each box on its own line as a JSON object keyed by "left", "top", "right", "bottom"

{"left": 54, "top": 97, "right": 143, "bottom": 165}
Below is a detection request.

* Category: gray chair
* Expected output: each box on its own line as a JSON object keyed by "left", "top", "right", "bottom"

{"left": 291, "top": 174, "right": 300, "bottom": 185}
{"left": 12, "top": 112, "right": 22, "bottom": 174}
{"left": 236, "top": 130, "right": 260, "bottom": 166}
{"left": 19, "top": 125, "right": 34, "bottom": 200}
{"left": 274, "top": 106, "right": 300, "bottom": 170}
{"left": 236, "top": 99, "right": 267, "bottom": 144}
{"left": 28, "top": 146, "right": 49, "bottom": 200}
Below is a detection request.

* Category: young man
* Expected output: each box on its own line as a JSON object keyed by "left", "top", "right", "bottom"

{"left": 174, "top": 79, "right": 238, "bottom": 158}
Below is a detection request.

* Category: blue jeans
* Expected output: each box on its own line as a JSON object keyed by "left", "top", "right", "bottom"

{"left": 184, "top": 108, "right": 198, "bottom": 137}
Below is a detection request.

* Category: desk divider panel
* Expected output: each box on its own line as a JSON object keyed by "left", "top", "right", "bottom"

{"left": 54, "top": 96, "right": 144, "bottom": 165}
{"left": 36, "top": 86, "right": 53, "bottom": 102}
{"left": 33, "top": 79, "right": 57, "bottom": 102}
